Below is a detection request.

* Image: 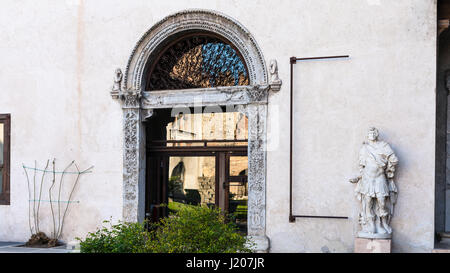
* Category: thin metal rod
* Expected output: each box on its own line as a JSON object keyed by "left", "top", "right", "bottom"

{"left": 292, "top": 215, "right": 348, "bottom": 219}
{"left": 289, "top": 59, "right": 294, "bottom": 222}
{"left": 289, "top": 55, "right": 349, "bottom": 223}
{"left": 294, "top": 55, "right": 349, "bottom": 61}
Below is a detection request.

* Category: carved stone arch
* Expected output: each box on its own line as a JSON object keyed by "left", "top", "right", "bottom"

{"left": 115, "top": 9, "right": 274, "bottom": 253}
{"left": 124, "top": 9, "right": 269, "bottom": 91}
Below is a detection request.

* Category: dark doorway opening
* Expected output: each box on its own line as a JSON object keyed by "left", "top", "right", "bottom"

{"left": 436, "top": 0, "right": 450, "bottom": 247}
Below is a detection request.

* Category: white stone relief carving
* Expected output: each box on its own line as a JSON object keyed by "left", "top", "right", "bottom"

{"left": 122, "top": 108, "right": 140, "bottom": 222}
{"left": 110, "top": 73, "right": 143, "bottom": 223}
{"left": 349, "top": 127, "right": 399, "bottom": 239}
{"left": 140, "top": 86, "right": 269, "bottom": 110}
{"left": 246, "top": 85, "right": 269, "bottom": 103}
{"left": 247, "top": 104, "right": 267, "bottom": 237}
{"left": 111, "top": 68, "right": 123, "bottom": 99}
{"left": 123, "top": 90, "right": 142, "bottom": 109}
{"left": 268, "top": 59, "right": 282, "bottom": 92}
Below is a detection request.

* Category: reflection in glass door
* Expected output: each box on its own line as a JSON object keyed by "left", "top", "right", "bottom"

{"left": 145, "top": 108, "right": 249, "bottom": 233}
{"left": 226, "top": 155, "right": 248, "bottom": 234}
{"left": 167, "top": 156, "right": 216, "bottom": 212}
{"left": 146, "top": 152, "right": 248, "bottom": 234}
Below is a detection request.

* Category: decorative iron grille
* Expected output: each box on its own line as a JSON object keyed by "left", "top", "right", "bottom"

{"left": 146, "top": 35, "right": 249, "bottom": 90}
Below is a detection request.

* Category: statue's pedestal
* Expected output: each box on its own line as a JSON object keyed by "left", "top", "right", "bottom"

{"left": 354, "top": 238, "right": 391, "bottom": 253}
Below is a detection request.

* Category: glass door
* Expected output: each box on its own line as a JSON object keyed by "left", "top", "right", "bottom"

{"left": 146, "top": 151, "right": 249, "bottom": 234}
{"left": 225, "top": 153, "right": 248, "bottom": 234}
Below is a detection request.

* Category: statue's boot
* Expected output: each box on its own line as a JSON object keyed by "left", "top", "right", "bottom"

{"left": 376, "top": 220, "right": 387, "bottom": 234}
{"left": 367, "top": 218, "right": 376, "bottom": 233}
{"left": 381, "top": 216, "right": 392, "bottom": 234}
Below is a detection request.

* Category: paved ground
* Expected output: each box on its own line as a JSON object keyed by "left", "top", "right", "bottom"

{"left": 0, "top": 242, "right": 76, "bottom": 253}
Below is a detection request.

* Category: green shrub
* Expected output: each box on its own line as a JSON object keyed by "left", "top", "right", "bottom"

{"left": 76, "top": 219, "right": 150, "bottom": 253}
{"left": 77, "top": 205, "right": 253, "bottom": 253}
{"left": 147, "top": 205, "right": 253, "bottom": 253}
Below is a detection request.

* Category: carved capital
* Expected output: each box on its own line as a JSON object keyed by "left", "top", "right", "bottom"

{"left": 246, "top": 85, "right": 269, "bottom": 103}
{"left": 122, "top": 89, "right": 142, "bottom": 109}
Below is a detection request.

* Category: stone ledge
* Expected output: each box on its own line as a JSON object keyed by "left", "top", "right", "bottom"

{"left": 354, "top": 237, "right": 391, "bottom": 253}
{"left": 432, "top": 249, "right": 450, "bottom": 253}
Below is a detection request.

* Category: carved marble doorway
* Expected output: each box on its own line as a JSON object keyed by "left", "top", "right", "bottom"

{"left": 110, "top": 10, "right": 280, "bottom": 252}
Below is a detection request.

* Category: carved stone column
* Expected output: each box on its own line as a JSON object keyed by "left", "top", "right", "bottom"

{"left": 246, "top": 86, "right": 270, "bottom": 252}
{"left": 121, "top": 91, "right": 145, "bottom": 223}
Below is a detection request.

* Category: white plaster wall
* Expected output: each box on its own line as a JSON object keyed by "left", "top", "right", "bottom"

{"left": 264, "top": 0, "right": 436, "bottom": 253}
{"left": 0, "top": 0, "right": 125, "bottom": 242}
{"left": 0, "top": 0, "right": 437, "bottom": 252}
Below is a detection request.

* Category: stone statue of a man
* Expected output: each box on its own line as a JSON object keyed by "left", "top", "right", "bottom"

{"left": 350, "top": 127, "right": 399, "bottom": 238}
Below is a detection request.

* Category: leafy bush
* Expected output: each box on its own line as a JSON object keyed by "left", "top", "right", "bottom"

{"left": 77, "top": 205, "right": 253, "bottom": 253}
{"left": 148, "top": 205, "right": 253, "bottom": 253}
{"left": 76, "top": 219, "right": 150, "bottom": 253}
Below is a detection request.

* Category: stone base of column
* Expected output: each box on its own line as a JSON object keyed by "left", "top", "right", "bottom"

{"left": 354, "top": 237, "right": 391, "bottom": 253}
{"left": 246, "top": 235, "right": 270, "bottom": 253}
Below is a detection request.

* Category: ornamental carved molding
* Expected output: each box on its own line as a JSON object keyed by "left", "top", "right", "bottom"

{"left": 124, "top": 9, "right": 269, "bottom": 91}
{"left": 122, "top": 109, "right": 140, "bottom": 222}
{"left": 139, "top": 85, "right": 269, "bottom": 109}
{"left": 246, "top": 104, "right": 267, "bottom": 235}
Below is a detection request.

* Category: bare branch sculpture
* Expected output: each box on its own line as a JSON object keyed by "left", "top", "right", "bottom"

{"left": 22, "top": 159, "right": 93, "bottom": 247}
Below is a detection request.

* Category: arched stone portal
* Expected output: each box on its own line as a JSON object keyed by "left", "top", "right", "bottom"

{"left": 111, "top": 10, "right": 280, "bottom": 252}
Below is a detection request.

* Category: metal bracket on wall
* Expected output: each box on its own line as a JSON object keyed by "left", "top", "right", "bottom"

{"left": 289, "top": 55, "right": 350, "bottom": 223}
